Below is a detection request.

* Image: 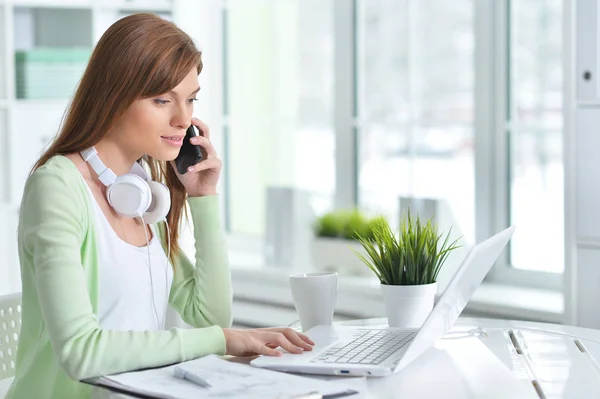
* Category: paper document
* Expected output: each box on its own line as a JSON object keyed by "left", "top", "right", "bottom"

{"left": 88, "top": 355, "right": 359, "bottom": 399}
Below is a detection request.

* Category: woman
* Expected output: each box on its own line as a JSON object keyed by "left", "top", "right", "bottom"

{"left": 6, "top": 13, "right": 313, "bottom": 399}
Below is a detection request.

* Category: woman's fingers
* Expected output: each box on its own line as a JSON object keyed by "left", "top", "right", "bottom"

{"left": 188, "top": 158, "right": 221, "bottom": 173}
{"left": 223, "top": 328, "right": 314, "bottom": 358}
{"left": 269, "top": 332, "right": 304, "bottom": 354}
{"left": 189, "top": 135, "right": 217, "bottom": 159}
{"left": 192, "top": 117, "right": 210, "bottom": 140}
{"left": 273, "top": 327, "right": 315, "bottom": 346}
{"left": 257, "top": 343, "right": 282, "bottom": 357}
{"left": 279, "top": 328, "right": 314, "bottom": 350}
{"left": 293, "top": 330, "right": 315, "bottom": 346}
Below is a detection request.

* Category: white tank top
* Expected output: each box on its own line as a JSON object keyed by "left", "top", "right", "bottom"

{"left": 81, "top": 178, "right": 173, "bottom": 331}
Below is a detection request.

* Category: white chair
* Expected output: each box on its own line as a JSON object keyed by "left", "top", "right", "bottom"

{"left": 0, "top": 293, "right": 21, "bottom": 398}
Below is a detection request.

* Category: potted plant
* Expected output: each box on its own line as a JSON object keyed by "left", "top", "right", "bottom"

{"left": 353, "top": 211, "right": 461, "bottom": 328}
{"left": 311, "top": 209, "right": 385, "bottom": 276}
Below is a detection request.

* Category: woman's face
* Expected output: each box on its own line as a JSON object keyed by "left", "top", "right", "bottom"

{"left": 110, "top": 66, "right": 200, "bottom": 161}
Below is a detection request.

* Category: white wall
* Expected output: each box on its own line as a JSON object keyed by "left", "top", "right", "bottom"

{"left": 565, "top": 0, "right": 600, "bottom": 328}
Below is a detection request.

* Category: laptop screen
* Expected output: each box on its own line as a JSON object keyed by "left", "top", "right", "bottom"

{"left": 394, "top": 226, "right": 515, "bottom": 372}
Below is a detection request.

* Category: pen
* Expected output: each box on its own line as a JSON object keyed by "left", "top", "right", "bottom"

{"left": 323, "top": 390, "right": 359, "bottom": 399}
{"left": 290, "top": 389, "right": 359, "bottom": 399}
{"left": 173, "top": 366, "right": 212, "bottom": 388}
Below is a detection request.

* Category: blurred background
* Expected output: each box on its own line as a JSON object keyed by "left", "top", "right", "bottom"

{"left": 0, "top": 0, "right": 567, "bottom": 327}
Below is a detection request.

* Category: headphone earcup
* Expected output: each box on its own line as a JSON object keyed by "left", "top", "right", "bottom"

{"left": 143, "top": 181, "right": 171, "bottom": 224}
{"left": 107, "top": 174, "right": 152, "bottom": 218}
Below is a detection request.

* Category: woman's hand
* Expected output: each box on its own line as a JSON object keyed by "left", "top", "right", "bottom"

{"left": 171, "top": 117, "right": 221, "bottom": 197}
{"left": 222, "top": 327, "right": 316, "bottom": 357}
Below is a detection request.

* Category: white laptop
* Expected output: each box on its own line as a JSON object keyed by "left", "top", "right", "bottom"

{"left": 251, "top": 226, "right": 515, "bottom": 377}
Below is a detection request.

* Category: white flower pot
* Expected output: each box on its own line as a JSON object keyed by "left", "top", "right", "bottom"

{"left": 380, "top": 283, "right": 437, "bottom": 328}
{"left": 311, "top": 237, "right": 373, "bottom": 276}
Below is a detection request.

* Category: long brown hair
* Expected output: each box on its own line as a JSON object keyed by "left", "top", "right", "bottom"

{"left": 32, "top": 13, "right": 202, "bottom": 264}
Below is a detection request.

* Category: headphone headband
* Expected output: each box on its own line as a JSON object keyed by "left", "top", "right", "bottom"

{"left": 80, "top": 147, "right": 117, "bottom": 186}
{"left": 80, "top": 147, "right": 149, "bottom": 185}
{"left": 80, "top": 146, "right": 170, "bottom": 330}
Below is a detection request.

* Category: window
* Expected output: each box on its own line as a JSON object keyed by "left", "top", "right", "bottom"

{"left": 222, "top": 0, "right": 335, "bottom": 239}
{"left": 357, "top": 0, "right": 475, "bottom": 243}
{"left": 474, "top": 0, "right": 563, "bottom": 289}
{"left": 509, "top": 0, "right": 563, "bottom": 273}
{"left": 216, "top": 0, "right": 565, "bottom": 289}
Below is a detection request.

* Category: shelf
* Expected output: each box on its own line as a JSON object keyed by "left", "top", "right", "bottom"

{"left": 10, "top": 0, "right": 172, "bottom": 12}
{"left": 0, "top": 202, "right": 21, "bottom": 295}
{"left": 15, "top": 98, "right": 69, "bottom": 107}
{"left": 8, "top": 99, "right": 68, "bottom": 203}
{"left": 98, "top": 0, "right": 173, "bottom": 13}
{"left": 10, "top": 0, "right": 93, "bottom": 8}
{"left": 0, "top": 201, "right": 19, "bottom": 215}
{"left": 13, "top": 7, "right": 93, "bottom": 49}
{"left": 0, "top": 6, "right": 5, "bottom": 101}
{"left": 9, "top": 0, "right": 172, "bottom": 11}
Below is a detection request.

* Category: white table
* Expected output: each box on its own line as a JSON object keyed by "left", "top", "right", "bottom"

{"left": 99, "top": 317, "right": 600, "bottom": 398}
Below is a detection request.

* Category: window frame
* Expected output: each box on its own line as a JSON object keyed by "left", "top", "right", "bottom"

{"left": 216, "top": 0, "right": 564, "bottom": 291}
{"left": 475, "top": 0, "right": 562, "bottom": 290}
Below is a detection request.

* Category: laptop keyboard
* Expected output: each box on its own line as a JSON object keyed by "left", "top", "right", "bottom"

{"left": 311, "top": 329, "right": 417, "bottom": 365}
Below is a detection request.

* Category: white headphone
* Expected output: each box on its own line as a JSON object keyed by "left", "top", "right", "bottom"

{"left": 80, "top": 147, "right": 171, "bottom": 224}
{"left": 81, "top": 146, "right": 171, "bottom": 330}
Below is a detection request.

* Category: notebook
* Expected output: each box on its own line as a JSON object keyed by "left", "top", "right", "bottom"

{"left": 83, "top": 355, "right": 359, "bottom": 399}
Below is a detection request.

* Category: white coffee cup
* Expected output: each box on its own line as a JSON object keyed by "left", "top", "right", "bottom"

{"left": 289, "top": 272, "right": 338, "bottom": 332}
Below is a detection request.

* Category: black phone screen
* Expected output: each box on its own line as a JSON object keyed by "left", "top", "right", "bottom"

{"left": 175, "top": 125, "right": 203, "bottom": 174}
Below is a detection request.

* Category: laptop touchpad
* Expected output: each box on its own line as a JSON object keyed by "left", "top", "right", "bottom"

{"left": 310, "top": 336, "right": 340, "bottom": 350}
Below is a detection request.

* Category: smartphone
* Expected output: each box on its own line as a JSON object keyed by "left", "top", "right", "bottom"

{"left": 175, "top": 125, "right": 203, "bottom": 174}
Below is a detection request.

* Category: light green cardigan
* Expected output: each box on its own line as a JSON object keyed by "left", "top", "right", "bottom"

{"left": 6, "top": 155, "right": 233, "bottom": 399}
